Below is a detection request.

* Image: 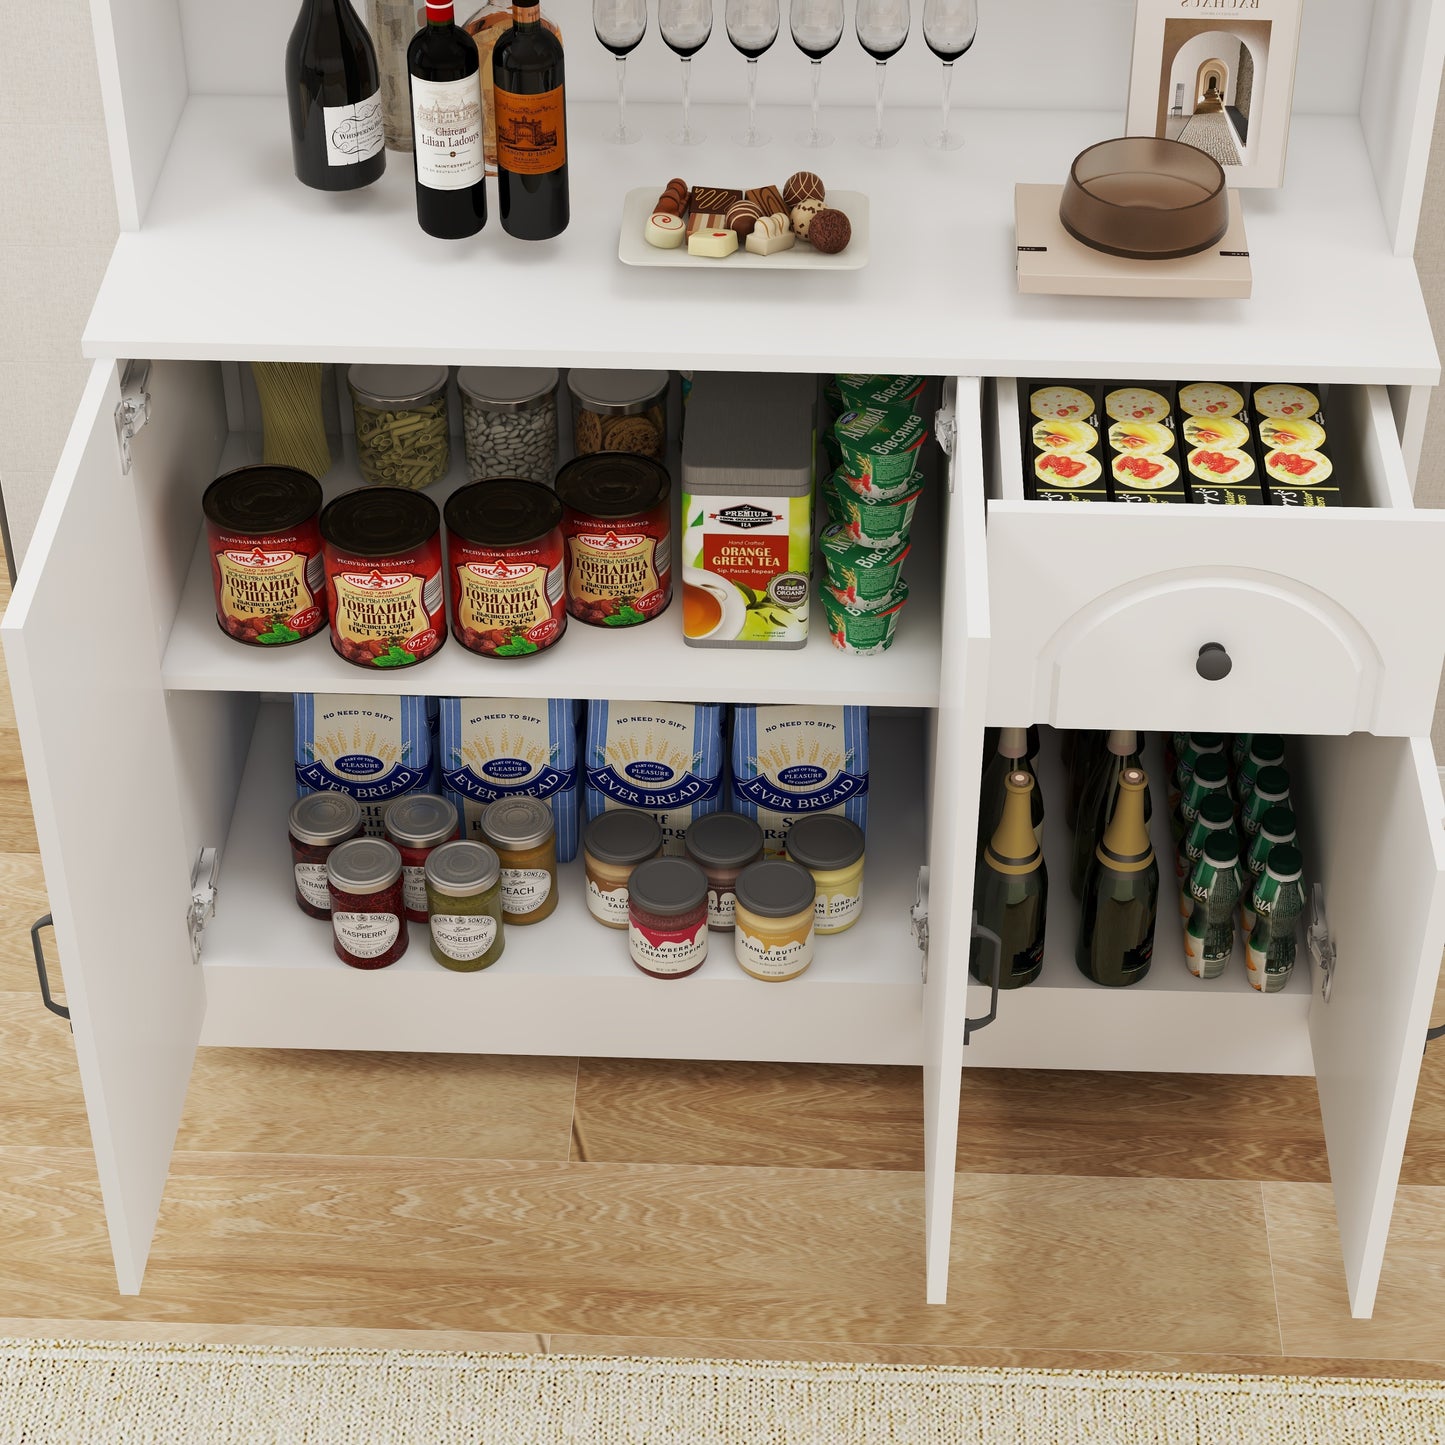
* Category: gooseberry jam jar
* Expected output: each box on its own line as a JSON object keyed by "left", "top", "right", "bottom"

{"left": 326, "top": 837, "right": 409, "bottom": 969}
{"left": 383, "top": 793, "right": 459, "bottom": 923}
{"left": 288, "top": 791, "right": 364, "bottom": 919}
{"left": 627, "top": 856, "right": 709, "bottom": 979}
{"left": 425, "top": 840, "right": 506, "bottom": 972}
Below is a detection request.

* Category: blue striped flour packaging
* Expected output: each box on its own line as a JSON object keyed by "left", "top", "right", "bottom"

{"left": 294, "top": 694, "right": 437, "bottom": 837}
{"left": 439, "top": 698, "right": 581, "bottom": 863}
{"left": 585, "top": 701, "right": 725, "bottom": 856}
{"left": 731, "top": 705, "right": 869, "bottom": 856}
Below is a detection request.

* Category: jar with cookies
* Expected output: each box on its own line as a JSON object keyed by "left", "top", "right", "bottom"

{"left": 567, "top": 369, "right": 669, "bottom": 461}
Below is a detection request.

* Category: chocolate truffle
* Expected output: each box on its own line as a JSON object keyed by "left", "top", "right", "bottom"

{"left": 808, "top": 208, "right": 852, "bottom": 255}
{"left": 724, "top": 198, "right": 765, "bottom": 237}
{"left": 783, "top": 170, "right": 826, "bottom": 208}
{"left": 790, "top": 198, "right": 825, "bottom": 241}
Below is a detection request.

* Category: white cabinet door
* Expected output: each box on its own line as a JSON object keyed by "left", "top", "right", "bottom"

{"left": 0, "top": 362, "right": 207, "bottom": 1293}
{"left": 1300, "top": 732, "right": 1445, "bottom": 1318}
{"left": 922, "top": 378, "right": 992, "bottom": 1304}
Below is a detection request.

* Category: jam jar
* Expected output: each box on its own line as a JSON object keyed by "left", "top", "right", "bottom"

{"left": 733, "top": 859, "right": 817, "bottom": 982}
{"left": 684, "top": 812, "right": 764, "bottom": 931}
{"left": 627, "top": 856, "right": 709, "bottom": 979}
{"left": 384, "top": 793, "right": 459, "bottom": 924}
{"left": 583, "top": 809, "right": 664, "bottom": 929}
{"left": 347, "top": 363, "right": 450, "bottom": 490}
{"left": 326, "top": 837, "right": 409, "bottom": 969}
{"left": 784, "top": 814, "right": 865, "bottom": 935}
{"left": 288, "top": 792, "right": 363, "bottom": 919}
{"left": 480, "top": 795, "right": 559, "bottom": 925}
{"left": 425, "top": 840, "right": 506, "bottom": 972}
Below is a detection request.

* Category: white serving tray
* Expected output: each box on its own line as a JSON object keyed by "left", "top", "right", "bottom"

{"left": 618, "top": 187, "right": 870, "bottom": 271}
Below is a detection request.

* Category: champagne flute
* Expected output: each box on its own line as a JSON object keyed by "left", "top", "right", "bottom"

{"left": 923, "top": 0, "right": 978, "bottom": 151}
{"left": 855, "top": 0, "right": 909, "bottom": 150}
{"left": 594, "top": 0, "right": 648, "bottom": 145}
{"left": 790, "top": 0, "right": 844, "bottom": 149}
{"left": 726, "top": 0, "right": 780, "bottom": 148}
{"left": 660, "top": 0, "right": 714, "bottom": 147}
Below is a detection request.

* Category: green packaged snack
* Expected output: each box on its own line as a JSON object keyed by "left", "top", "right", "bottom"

{"left": 822, "top": 580, "right": 909, "bottom": 655}
{"left": 829, "top": 472, "right": 922, "bottom": 548}
{"left": 820, "top": 525, "right": 910, "bottom": 610}
{"left": 834, "top": 460, "right": 923, "bottom": 502}
{"left": 833, "top": 405, "right": 929, "bottom": 490}
{"left": 834, "top": 374, "right": 928, "bottom": 417}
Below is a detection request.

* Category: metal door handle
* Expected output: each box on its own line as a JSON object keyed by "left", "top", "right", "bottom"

{"left": 964, "top": 913, "right": 1002, "bottom": 1043}
{"left": 1196, "top": 642, "right": 1232, "bottom": 681}
{"left": 30, "top": 915, "right": 70, "bottom": 1025}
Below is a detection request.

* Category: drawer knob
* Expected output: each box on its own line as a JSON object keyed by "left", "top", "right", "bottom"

{"left": 1196, "top": 642, "right": 1232, "bottom": 681}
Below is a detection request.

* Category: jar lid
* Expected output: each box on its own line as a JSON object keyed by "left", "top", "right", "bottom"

{"left": 785, "top": 814, "right": 865, "bottom": 872}
{"left": 457, "top": 367, "right": 559, "bottom": 413}
{"left": 289, "top": 791, "right": 363, "bottom": 847}
{"left": 735, "top": 858, "right": 817, "bottom": 920}
{"left": 685, "top": 812, "right": 764, "bottom": 871}
{"left": 321, "top": 486, "right": 440, "bottom": 557}
{"left": 480, "top": 795, "right": 556, "bottom": 852}
{"left": 567, "top": 368, "right": 669, "bottom": 417}
{"left": 425, "top": 839, "right": 501, "bottom": 897}
{"left": 628, "top": 856, "right": 708, "bottom": 917}
{"left": 203, "top": 465, "right": 322, "bottom": 536}
{"left": 585, "top": 809, "right": 664, "bottom": 867}
{"left": 555, "top": 453, "right": 670, "bottom": 519}
{"left": 348, "top": 364, "right": 449, "bottom": 407}
{"left": 444, "top": 479, "right": 562, "bottom": 548}
{"left": 384, "top": 793, "right": 458, "bottom": 849}
{"left": 327, "top": 836, "right": 403, "bottom": 893}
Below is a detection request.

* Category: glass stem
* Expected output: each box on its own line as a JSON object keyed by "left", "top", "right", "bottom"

{"left": 681, "top": 57, "right": 692, "bottom": 140}
{"left": 616, "top": 55, "right": 628, "bottom": 137}
{"left": 874, "top": 61, "right": 886, "bottom": 144}
{"left": 810, "top": 59, "right": 822, "bottom": 142}
{"left": 746, "top": 58, "right": 758, "bottom": 139}
{"left": 940, "top": 60, "right": 954, "bottom": 142}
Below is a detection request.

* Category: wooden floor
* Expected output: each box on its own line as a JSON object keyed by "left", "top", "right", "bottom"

{"left": 3, "top": 563, "right": 1445, "bottom": 1376}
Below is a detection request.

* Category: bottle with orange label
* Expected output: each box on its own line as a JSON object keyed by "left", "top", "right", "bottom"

{"left": 492, "top": 3, "right": 569, "bottom": 239}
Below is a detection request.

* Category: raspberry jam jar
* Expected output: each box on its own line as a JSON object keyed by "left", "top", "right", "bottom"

{"left": 555, "top": 454, "right": 673, "bottom": 629}
{"left": 627, "top": 856, "right": 709, "bottom": 979}
{"left": 203, "top": 465, "right": 326, "bottom": 647}
{"left": 444, "top": 480, "right": 567, "bottom": 659}
{"left": 320, "top": 487, "right": 445, "bottom": 670}
{"left": 288, "top": 791, "right": 363, "bottom": 919}
{"left": 326, "top": 837, "right": 409, "bottom": 969}
{"left": 383, "top": 793, "right": 459, "bottom": 924}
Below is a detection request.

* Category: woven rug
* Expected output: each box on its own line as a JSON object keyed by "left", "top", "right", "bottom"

{"left": 2, "top": 1339, "right": 1444, "bottom": 1444}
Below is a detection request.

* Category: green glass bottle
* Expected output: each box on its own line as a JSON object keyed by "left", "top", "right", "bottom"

{"left": 977, "top": 727, "right": 1042, "bottom": 859}
{"left": 1242, "top": 807, "right": 1298, "bottom": 935}
{"left": 1241, "top": 764, "right": 1292, "bottom": 841}
{"left": 1245, "top": 844, "right": 1305, "bottom": 993}
{"left": 1183, "top": 830, "right": 1242, "bottom": 980}
{"left": 1236, "top": 734, "right": 1286, "bottom": 814}
{"left": 1076, "top": 767, "right": 1158, "bottom": 988}
{"left": 972, "top": 771, "right": 1048, "bottom": 990}
{"left": 1065, "top": 729, "right": 1104, "bottom": 831}
{"left": 1070, "top": 729, "right": 1151, "bottom": 900}
{"left": 1178, "top": 793, "right": 1237, "bottom": 914}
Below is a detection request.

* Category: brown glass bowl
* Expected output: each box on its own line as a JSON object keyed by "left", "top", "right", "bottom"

{"left": 1059, "top": 137, "right": 1228, "bottom": 261}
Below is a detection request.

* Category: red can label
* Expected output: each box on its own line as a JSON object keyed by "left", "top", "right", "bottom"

{"left": 324, "top": 534, "right": 445, "bottom": 670}
{"left": 448, "top": 527, "right": 567, "bottom": 659}
{"left": 562, "top": 504, "right": 672, "bottom": 627}
{"left": 208, "top": 520, "right": 326, "bottom": 647}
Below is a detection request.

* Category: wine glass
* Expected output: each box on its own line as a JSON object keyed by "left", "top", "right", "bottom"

{"left": 923, "top": 0, "right": 977, "bottom": 150}
{"left": 790, "top": 0, "right": 844, "bottom": 149}
{"left": 594, "top": 0, "right": 648, "bottom": 145}
{"left": 855, "top": 0, "right": 909, "bottom": 150}
{"left": 726, "top": 0, "right": 780, "bottom": 148}
{"left": 660, "top": 0, "right": 714, "bottom": 147}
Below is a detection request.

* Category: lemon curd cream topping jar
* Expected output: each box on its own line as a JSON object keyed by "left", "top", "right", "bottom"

{"left": 733, "top": 859, "right": 817, "bottom": 981}
{"left": 785, "top": 813, "right": 865, "bottom": 934}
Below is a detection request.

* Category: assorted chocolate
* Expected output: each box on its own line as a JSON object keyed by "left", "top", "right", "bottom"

{"left": 643, "top": 171, "right": 854, "bottom": 261}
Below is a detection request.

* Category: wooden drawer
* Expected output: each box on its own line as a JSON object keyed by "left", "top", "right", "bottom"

{"left": 985, "top": 380, "right": 1445, "bottom": 736}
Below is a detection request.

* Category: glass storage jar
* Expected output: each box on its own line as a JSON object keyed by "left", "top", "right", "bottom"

{"left": 567, "top": 369, "right": 669, "bottom": 460}
{"left": 784, "top": 814, "right": 865, "bottom": 935}
{"left": 457, "top": 366, "right": 559, "bottom": 484}
{"left": 288, "top": 792, "right": 364, "bottom": 919}
{"left": 425, "top": 840, "right": 506, "bottom": 971}
{"left": 327, "top": 837, "right": 409, "bottom": 969}
{"left": 480, "top": 796, "right": 559, "bottom": 925}
{"left": 685, "top": 812, "right": 764, "bottom": 931}
{"left": 347, "top": 363, "right": 450, "bottom": 490}
{"left": 734, "top": 859, "right": 817, "bottom": 982}
{"left": 583, "top": 809, "right": 664, "bottom": 928}
{"left": 628, "top": 856, "right": 709, "bottom": 979}
{"left": 384, "top": 793, "right": 459, "bottom": 923}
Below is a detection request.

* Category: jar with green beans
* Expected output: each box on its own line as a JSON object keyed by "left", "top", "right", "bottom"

{"left": 348, "top": 364, "right": 451, "bottom": 490}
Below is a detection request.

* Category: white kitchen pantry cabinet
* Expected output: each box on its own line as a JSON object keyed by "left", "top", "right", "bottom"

{"left": 3, "top": 0, "right": 1445, "bottom": 1320}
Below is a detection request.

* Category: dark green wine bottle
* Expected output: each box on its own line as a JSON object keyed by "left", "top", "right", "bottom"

{"left": 972, "top": 771, "right": 1047, "bottom": 990}
{"left": 1066, "top": 729, "right": 1104, "bottom": 831}
{"left": 1069, "top": 728, "right": 1151, "bottom": 900}
{"left": 977, "top": 727, "right": 1042, "bottom": 859}
{"left": 1076, "top": 766, "right": 1158, "bottom": 988}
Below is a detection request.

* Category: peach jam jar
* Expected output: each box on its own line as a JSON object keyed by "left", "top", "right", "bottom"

{"left": 481, "top": 795, "right": 559, "bottom": 925}
{"left": 583, "top": 809, "right": 664, "bottom": 929}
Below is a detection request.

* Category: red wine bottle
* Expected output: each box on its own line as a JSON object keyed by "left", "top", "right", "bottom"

{"left": 407, "top": 0, "right": 487, "bottom": 239}
{"left": 286, "top": 0, "right": 386, "bottom": 191}
{"left": 493, "top": 4, "right": 569, "bottom": 241}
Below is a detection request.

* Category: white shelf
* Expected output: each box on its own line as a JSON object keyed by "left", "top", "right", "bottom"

{"left": 161, "top": 433, "right": 943, "bottom": 706}
{"left": 962, "top": 729, "right": 1314, "bottom": 1075}
{"left": 86, "top": 97, "right": 1439, "bottom": 384}
{"left": 198, "top": 701, "right": 928, "bottom": 1063}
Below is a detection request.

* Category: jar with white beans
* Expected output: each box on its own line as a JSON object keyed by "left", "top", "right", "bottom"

{"left": 457, "top": 367, "right": 560, "bottom": 485}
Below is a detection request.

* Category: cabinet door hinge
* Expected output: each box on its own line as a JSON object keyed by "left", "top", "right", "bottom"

{"left": 115, "top": 360, "right": 152, "bottom": 474}
{"left": 1308, "top": 882, "right": 1336, "bottom": 1002}
{"left": 188, "top": 847, "right": 219, "bottom": 963}
{"left": 911, "top": 866, "right": 930, "bottom": 979}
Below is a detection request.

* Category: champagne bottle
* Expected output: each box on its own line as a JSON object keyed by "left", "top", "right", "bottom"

{"left": 1242, "top": 806, "right": 1297, "bottom": 935}
{"left": 408, "top": 0, "right": 488, "bottom": 238}
{"left": 977, "top": 727, "right": 1042, "bottom": 858}
{"left": 286, "top": 0, "right": 386, "bottom": 191}
{"left": 493, "top": 3, "right": 570, "bottom": 240}
{"left": 1237, "top": 734, "right": 1285, "bottom": 814}
{"left": 1076, "top": 766, "right": 1158, "bottom": 988}
{"left": 1066, "top": 729, "right": 1104, "bottom": 831}
{"left": 1183, "top": 830, "right": 1242, "bottom": 979}
{"left": 972, "top": 771, "right": 1047, "bottom": 990}
{"left": 1245, "top": 845, "right": 1304, "bottom": 993}
{"left": 1070, "top": 729, "right": 1151, "bottom": 900}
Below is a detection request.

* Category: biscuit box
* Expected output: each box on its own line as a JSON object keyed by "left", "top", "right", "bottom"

{"left": 1019, "top": 380, "right": 1109, "bottom": 501}
{"left": 1100, "top": 381, "right": 1186, "bottom": 503}
{"left": 1252, "top": 383, "right": 1341, "bottom": 505}
{"left": 1177, "top": 381, "right": 1263, "bottom": 504}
